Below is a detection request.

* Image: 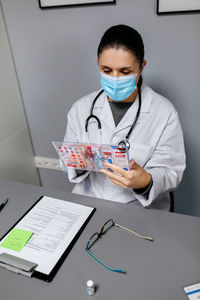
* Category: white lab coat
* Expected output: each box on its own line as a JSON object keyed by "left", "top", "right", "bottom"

{"left": 61, "top": 84, "right": 186, "bottom": 211}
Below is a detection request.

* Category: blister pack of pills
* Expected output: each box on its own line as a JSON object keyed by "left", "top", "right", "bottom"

{"left": 52, "top": 141, "right": 130, "bottom": 172}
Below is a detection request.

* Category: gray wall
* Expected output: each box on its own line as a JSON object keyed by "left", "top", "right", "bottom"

{"left": 1, "top": 0, "right": 200, "bottom": 216}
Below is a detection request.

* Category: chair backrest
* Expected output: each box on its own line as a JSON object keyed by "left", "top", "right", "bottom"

{"left": 169, "top": 191, "right": 174, "bottom": 212}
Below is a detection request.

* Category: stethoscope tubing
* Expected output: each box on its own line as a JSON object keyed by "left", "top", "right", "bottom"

{"left": 85, "top": 88, "right": 141, "bottom": 149}
{"left": 85, "top": 89, "right": 104, "bottom": 132}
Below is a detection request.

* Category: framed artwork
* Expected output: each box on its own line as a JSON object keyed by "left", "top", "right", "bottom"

{"left": 157, "top": 0, "right": 200, "bottom": 14}
{"left": 39, "top": 0, "right": 116, "bottom": 9}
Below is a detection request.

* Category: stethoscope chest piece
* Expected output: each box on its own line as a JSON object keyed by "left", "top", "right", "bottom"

{"left": 118, "top": 140, "right": 130, "bottom": 150}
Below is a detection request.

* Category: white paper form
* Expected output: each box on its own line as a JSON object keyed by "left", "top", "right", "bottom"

{"left": 0, "top": 196, "right": 94, "bottom": 275}
{"left": 184, "top": 283, "right": 200, "bottom": 300}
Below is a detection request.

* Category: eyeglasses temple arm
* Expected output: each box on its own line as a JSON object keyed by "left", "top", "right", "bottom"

{"left": 86, "top": 249, "right": 125, "bottom": 273}
{"left": 115, "top": 224, "right": 153, "bottom": 241}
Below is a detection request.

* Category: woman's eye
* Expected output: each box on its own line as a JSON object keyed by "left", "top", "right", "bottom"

{"left": 122, "top": 71, "right": 131, "bottom": 75}
{"left": 102, "top": 69, "right": 132, "bottom": 75}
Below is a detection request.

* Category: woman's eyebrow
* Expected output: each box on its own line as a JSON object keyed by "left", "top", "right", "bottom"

{"left": 100, "top": 65, "right": 133, "bottom": 69}
{"left": 100, "top": 65, "right": 112, "bottom": 69}
{"left": 120, "top": 67, "right": 133, "bottom": 70}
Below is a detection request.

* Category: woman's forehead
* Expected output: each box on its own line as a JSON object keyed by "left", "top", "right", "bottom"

{"left": 98, "top": 47, "right": 139, "bottom": 67}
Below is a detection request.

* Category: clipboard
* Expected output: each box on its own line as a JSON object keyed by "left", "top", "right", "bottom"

{"left": 0, "top": 196, "right": 95, "bottom": 282}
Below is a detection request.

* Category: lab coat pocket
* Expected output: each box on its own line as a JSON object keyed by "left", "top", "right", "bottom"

{"left": 129, "top": 143, "right": 155, "bottom": 167}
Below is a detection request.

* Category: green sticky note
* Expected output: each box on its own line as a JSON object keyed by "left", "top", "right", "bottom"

{"left": 0, "top": 228, "right": 33, "bottom": 252}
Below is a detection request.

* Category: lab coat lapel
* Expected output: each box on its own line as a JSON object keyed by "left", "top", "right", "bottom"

{"left": 94, "top": 92, "right": 115, "bottom": 130}
{"left": 114, "top": 84, "right": 153, "bottom": 135}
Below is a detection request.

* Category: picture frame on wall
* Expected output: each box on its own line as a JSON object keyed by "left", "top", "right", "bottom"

{"left": 39, "top": 0, "right": 116, "bottom": 9}
{"left": 157, "top": 0, "right": 200, "bottom": 14}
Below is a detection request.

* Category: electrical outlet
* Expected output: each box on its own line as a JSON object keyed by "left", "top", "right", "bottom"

{"left": 35, "top": 157, "right": 61, "bottom": 171}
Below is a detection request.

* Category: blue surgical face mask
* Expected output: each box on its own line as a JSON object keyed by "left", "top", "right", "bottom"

{"left": 100, "top": 72, "right": 138, "bottom": 101}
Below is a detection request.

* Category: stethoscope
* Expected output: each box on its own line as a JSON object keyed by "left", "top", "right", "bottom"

{"left": 85, "top": 88, "right": 141, "bottom": 150}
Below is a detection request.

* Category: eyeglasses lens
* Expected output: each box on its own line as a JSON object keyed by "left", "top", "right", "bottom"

{"left": 88, "top": 232, "right": 99, "bottom": 249}
{"left": 101, "top": 219, "right": 114, "bottom": 235}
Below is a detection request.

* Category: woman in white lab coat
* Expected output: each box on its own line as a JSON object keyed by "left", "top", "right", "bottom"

{"left": 61, "top": 25, "right": 186, "bottom": 211}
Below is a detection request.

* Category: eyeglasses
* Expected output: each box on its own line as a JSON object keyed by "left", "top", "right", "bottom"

{"left": 86, "top": 219, "right": 153, "bottom": 273}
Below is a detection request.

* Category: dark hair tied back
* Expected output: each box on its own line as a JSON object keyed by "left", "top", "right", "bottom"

{"left": 97, "top": 25, "right": 145, "bottom": 67}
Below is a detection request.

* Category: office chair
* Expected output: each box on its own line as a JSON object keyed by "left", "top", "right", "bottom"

{"left": 169, "top": 191, "right": 174, "bottom": 212}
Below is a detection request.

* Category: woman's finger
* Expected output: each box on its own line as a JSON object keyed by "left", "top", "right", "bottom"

{"left": 104, "top": 163, "right": 129, "bottom": 177}
{"left": 100, "top": 168, "right": 128, "bottom": 186}
{"left": 111, "top": 180, "right": 128, "bottom": 188}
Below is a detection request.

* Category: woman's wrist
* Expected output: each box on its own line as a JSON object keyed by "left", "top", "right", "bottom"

{"left": 145, "top": 172, "right": 152, "bottom": 188}
{"left": 133, "top": 174, "right": 153, "bottom": 195}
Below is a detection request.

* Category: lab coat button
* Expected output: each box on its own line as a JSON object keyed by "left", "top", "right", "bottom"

{"left": 113, "top": 138, "right": 118, "bottom": 144}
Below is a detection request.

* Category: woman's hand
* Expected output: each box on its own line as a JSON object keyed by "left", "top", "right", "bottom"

{"left": 100, "top": 160, "right": 152, "bottom": 189}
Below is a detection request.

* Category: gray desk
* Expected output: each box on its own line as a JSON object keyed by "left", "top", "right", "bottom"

{"left": 0, "top": 180, "right": 199, "bottom": 300}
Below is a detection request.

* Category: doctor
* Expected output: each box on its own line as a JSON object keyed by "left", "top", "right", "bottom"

{"left": 61, "top": 24, "right": 186, "bottom": 211}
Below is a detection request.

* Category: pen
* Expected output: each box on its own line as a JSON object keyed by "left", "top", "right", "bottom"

{"left": 0, "top": 199, "right": 9, "bottom": 212}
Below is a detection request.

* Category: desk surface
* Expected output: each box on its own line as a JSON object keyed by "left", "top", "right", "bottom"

{"left": 0, "top": 180, "right": 199, "bottom": 300}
